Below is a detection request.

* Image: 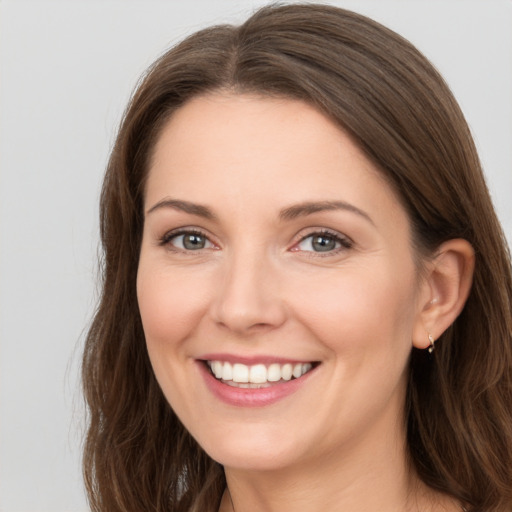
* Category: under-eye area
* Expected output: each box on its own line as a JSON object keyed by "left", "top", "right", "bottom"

{"left": 204, "top": 360, "right": 320, "bottom": 388}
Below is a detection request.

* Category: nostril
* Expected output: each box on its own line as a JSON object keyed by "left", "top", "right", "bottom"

{"left": 209, "top": 267, "right": 287, "bottom": 333}
{"left": 213, "top": 314, "right": 285, "bottom": 335}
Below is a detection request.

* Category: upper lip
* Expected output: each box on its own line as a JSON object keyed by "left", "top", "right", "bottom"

{"left": 198, "top": 353, "right": 318, "bottom": 366}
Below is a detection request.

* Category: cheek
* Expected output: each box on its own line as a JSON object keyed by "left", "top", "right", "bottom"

{"left": 136, "top": 264, "right": 211, "bottom": 417}
{"left": 136, "top": 265, "right": 211, "bottom": 347}
{"left": 289, "top": 264, "right": 418, "bottom": 354}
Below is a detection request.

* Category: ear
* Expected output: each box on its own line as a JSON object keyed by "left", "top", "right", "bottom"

{"left": 412, "top": 239, "right": 475, "bottom": 349}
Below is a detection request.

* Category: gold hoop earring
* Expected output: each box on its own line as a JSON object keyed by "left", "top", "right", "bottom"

{"left": 428, "top": 333, "right": 435, "bottom": 353}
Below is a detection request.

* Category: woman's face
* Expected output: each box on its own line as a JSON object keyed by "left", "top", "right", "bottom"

{"left": 137, "top": 93, "right": 427, "bottom": 472}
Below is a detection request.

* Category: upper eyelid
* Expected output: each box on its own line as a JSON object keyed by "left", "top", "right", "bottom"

{"left": 161, "top": 226, "right": 211, "bottom": 239}
{"left": 294, "top": 228, "right": 352, "bottom": 244}
{"left": 159, "top": 227, "right": 216, "bottom": 248}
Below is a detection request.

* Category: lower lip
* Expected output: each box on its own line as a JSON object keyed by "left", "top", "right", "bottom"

{"left": 197, "top": 362, "right": 317, "bottom": 407}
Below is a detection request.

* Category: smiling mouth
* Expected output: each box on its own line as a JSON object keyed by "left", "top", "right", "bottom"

{"left": 205, "top": 360, "right": 318, "bottom": 389}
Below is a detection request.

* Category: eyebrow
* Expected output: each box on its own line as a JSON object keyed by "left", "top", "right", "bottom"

{"left": 146, "top": 198, "right": 217, "bottom": 220}
{"left": 146, "top": 198, "right": 374, "bottom": 225}
{"left": 279, "top": 200, "right": 374, "bottom": 225}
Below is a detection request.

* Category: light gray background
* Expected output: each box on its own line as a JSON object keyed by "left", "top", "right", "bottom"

{"left": 1, "top": 1, "right": 511, "bottom": 511}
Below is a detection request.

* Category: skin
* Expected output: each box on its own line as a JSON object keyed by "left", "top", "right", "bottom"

{"left": 137, "top": 93, "right": 473, "bottom": 511}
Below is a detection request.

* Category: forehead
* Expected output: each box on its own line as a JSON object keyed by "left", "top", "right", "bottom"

{"left": 149, "top": 93, "right": 366, "bottom": 174}
{"left": 145, "top": 93, "right": 406, "bottom": 230}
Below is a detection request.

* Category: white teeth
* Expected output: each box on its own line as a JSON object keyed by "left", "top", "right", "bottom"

{"left": 267, "top": 363, "right": 281, "bottom": 382}
{"left": 281, "top": 363, "right": 293, "bottom": 381}
{"left": 249, "top": 364, "right": 267, "bottom": 384}
{"left": 232, "top": 363, "right": 249, "bottom": 383}
{"left": 222, "top": 362, "right": 233, "bottom": 381}
{"left": 302, "top": 362, "right": 312, "bottom": 374}
{"left": 292, "top": 363, "right": 303, "bottom": 378}
{"left": 207, "top": 360, "right": 315, "bottom": 384}
{"left": 212, "top": 360, "right": 223, "bottom": 379}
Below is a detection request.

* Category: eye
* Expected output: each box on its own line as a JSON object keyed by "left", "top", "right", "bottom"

{"left": 294, "top": 231, "right": 352, "bottom": 253}
{"left": 161, "top": 230, "right": 215, "bottom": 251}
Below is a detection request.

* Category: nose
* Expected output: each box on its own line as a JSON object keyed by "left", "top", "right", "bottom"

{"left": 210, "top": 250, "right": 287, "bottom": 335}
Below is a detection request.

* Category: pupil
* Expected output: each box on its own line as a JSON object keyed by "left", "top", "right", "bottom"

{"left": 312, "top": 235, "right": 335, "bottom": 252}
{"left": 183, "top": 234, "right": 205, "bottom": 250}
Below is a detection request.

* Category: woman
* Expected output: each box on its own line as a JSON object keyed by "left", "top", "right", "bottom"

{"left": 82, "top": 4, "right": 512, "bottom": 511}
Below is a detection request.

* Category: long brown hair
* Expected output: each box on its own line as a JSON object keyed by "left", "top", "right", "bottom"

{"left": 82, "top": 4, "right": 512, "bottom": 511}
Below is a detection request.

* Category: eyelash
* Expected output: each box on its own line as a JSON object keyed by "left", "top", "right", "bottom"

{"left": 159, "top": 228, "right": 353, "bottom": 255}
{"left": 159, "top": 228, "right": 215, "bottom": 251}
{"left": 293, "top": 229, "right": 353, "bottom": 256}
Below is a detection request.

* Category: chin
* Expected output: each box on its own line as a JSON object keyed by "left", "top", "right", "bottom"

{"left": 193, "top": 423, "right": 309, "bottom": 472}
{"left": 207, "top": 445, "right": 300, "bottom": 473}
